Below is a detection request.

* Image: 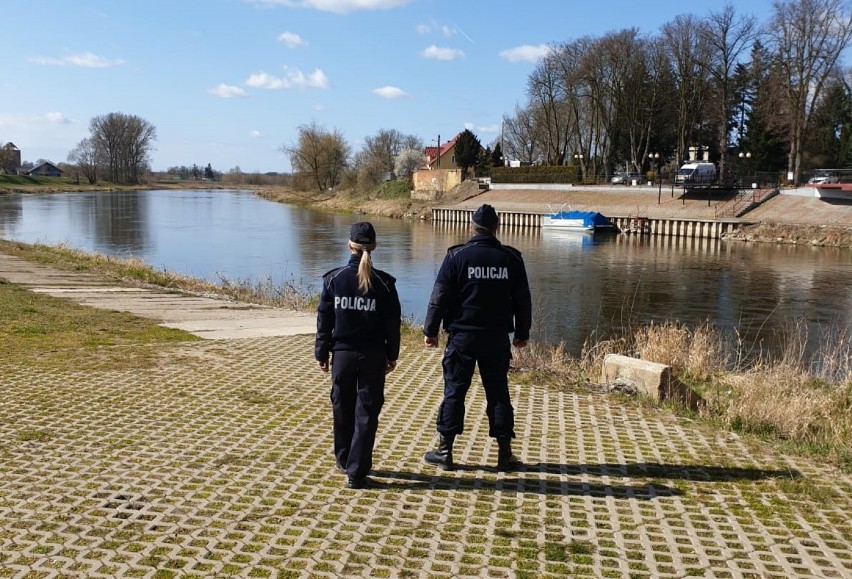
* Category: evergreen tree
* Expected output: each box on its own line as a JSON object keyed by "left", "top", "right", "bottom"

{"left": 491, "top": 142, "right": 504, "bottom": 167}
{"left": 453, "top": 129, "right": 482, "bottom": 181}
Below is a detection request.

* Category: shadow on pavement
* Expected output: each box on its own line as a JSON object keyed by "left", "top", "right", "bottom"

{"left": 365, "top": 461, "right": 800, "bottom": 494}
{"left": 369, "top": 468, "right": 681, "bottom": 498}
{"left": 529, "top": 462, "right": 801, "bottom": 481}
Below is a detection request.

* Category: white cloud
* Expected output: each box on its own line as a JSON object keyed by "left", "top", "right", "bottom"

{"left": 416, "top": 23, "right": 430, "bottom": 35}
{"left": 243, "top": 0, "right": 411, "bottom": 14}
{"left": 29, "top": 52, "right": 124, "bottom": 68}
{"left": 498, "top": 44, "right": 550, "bottom": 63}
{"left": 249, "top": 130, "right": 263, "bottom": 138}
{"left": 478, "top": 124, "right": 500, "bottom": 134}
{"left": 209, "top": 84, "right": 248, "bottom": 98}
{"left": 290, "top": 67, "right": 330, "bottom": 89}
{"left": 44, "top": 112, "right": 71, "bottom": 124}
{"left": 372, "top": 85, "right": 409, "bottom": 99}
{"left": 420, "top": 45, "right": 465, "bottom": 61}
{"left": 277, "top": 31, "right": 307, "bottom": 48}
{"left": 464, "top": 122, "right": 474, "bottom": 131}
{"left": 246, "top": 72, "right": 287, "bottom": 89}
{"left": 246, "top": 68, "right": 329, "bottom": 90}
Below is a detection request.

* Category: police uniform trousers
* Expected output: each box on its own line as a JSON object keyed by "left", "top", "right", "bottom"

{"left": 436, "top": 332, "right": 515, "bottom": 439}
{"left": 330, "top": 349, "right": 386, "bottom": 480}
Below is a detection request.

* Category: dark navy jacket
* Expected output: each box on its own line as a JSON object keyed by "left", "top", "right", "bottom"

{"left": 424, "top": 233, "right": 532, "bottom": 340}
{"left": 315, "top": 254, "right": 401, "bottom": 363}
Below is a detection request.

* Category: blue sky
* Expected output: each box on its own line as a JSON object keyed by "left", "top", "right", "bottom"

{"left": 1, "top": 0, "right": 776, "bottom": 173}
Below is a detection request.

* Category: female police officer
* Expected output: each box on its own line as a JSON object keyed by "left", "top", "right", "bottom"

{"left": 315, "top": 222, "right": 401, "bottom": 489}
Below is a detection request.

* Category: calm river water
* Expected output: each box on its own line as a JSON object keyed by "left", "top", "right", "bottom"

{"left": 2, "top": 189, "right": 850, "bottom": 360}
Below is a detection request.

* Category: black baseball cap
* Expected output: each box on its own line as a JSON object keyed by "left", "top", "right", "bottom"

{"left": 472, "top": 204, "right": 499, "bottom": 227}
{"left": 349, "top": 222, "right": 376, "bottom": 244}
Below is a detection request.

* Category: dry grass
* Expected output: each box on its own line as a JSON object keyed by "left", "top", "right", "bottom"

{"left": 0, "top": 239, "right": 315, "bottom": 311}
{"left": 513, "top": 316, "right": 851, "bottom": 470}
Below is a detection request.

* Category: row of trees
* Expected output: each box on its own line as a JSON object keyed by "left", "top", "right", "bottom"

{"left": 283, "top": 124, "right": 505, "bottom": 193}
{"left": 67, "top": 112, "right": 157, "bottom": 185}
{"left": 282, "top": 123, "right": 428, "bottom": 192}
{"left": 501, "top": 0, "right": 852, "bottom": 185}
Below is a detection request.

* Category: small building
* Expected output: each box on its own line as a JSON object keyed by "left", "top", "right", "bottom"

{"left": 27, "top": 161, "right": 64, "bottom": 177}
{"left": 423, "top": 133, "right": 460, "bottom": 170}
{"left": 1, "top": 142, "right": 21, "bottom": 174}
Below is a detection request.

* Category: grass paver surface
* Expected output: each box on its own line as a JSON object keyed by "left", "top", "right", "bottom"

{"left": 2, "top": 332, "right": 851, "bottom": 578}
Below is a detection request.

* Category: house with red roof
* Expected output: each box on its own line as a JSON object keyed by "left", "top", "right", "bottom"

{"left": 423, "top": 133, "right": 460, "bottom": 170}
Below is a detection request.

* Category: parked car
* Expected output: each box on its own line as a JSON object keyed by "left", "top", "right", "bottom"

{"left": 611, "top": 172, "right": 641, "bottom": 185}
{"left": 808, "top": 171, "right": 839, "bottom": 184}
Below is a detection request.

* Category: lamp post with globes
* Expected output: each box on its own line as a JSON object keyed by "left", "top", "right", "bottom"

{"left": 573, "top": 153, "right": 584, "bottom": 183}
{"left": 738, "top": 151, "right": 752, "bottom": 188}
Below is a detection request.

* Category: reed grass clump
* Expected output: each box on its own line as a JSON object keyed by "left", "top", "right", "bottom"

{"left": 574, "top": 318, "right": 851, "bottom": 470}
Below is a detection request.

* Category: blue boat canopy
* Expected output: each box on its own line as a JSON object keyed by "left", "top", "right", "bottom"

{"left": 550, "top": 210, "right": 611, "bottom": 227}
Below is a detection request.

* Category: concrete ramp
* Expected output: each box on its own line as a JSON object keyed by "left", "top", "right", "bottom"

{"left": 0, "top": 252, "right": 317, "bottom": 339}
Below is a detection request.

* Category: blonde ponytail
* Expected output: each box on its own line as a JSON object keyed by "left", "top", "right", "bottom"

{"left": 350, "top": 242, "right": 375, "bottom": 293}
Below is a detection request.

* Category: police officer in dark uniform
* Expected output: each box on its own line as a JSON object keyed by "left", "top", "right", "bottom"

{"left": 423, "top": 204, "right": 532, "bottom": 472}
{"left": 315, "top": 222, "right": 401, "bottom": 489}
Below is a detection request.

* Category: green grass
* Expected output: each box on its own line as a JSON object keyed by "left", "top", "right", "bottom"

{"left": 0, "top": 278, "right": 197, "bottom": 368}
{"left": 0, "top": 175, "right": 75, "bottom": 187}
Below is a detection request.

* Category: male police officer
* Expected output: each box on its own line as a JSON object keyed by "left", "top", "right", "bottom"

{"left": 423, "top": 204, "right": 532, "bottom": 472}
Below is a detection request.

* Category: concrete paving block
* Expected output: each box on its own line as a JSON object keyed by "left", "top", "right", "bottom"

{"left": 602, "top": 353, "right": 702, "bottom": 410}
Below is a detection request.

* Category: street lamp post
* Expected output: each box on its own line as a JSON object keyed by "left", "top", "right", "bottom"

{"left": 573, "top": 153, "right": 583, "bottom": 183}
{"left": 648, "top": 153, "right": 661, "bottom": 204}
{"left": 738, "top": 151, "right": 752, "bottom": 188}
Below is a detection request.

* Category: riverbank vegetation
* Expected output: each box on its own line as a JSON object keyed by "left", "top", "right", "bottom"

{"left": 1, "top": 239, "right": 849, "bottom": 472}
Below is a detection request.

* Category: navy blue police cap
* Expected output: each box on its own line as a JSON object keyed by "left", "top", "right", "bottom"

{"left": 472, "top": 204, "right": 499, "bottom": 227}
{"left": 350, "top": 222, "right": 376, "bottom": 244}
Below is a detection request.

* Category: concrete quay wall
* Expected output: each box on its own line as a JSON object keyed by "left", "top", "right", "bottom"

{"left": 430, "top": 207, "right": 744, "bottom": 239}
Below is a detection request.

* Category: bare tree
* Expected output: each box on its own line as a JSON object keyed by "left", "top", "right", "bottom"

{"left": 526, "top": 44, "right": 573, "bottom": 165}
{"left": 355, "top": 129, "right": 423, "bottom": 188}
{"left": 502, "top": 105, "right": 544, "bottom": 165}
{"left": 394, "top": 149, "right": 424, "bottom": 181}
{"left": 767, "top": 0, "right": 852, "bottom": 184}
{"left": 283, "top": 121, "right": 351, "bottom": 192}
{"left": 67, "top": 137, "right": 102, "bottom": 184}
{"left": 88, "top": 112, "right": 156, "bottom": 184}
{"left": 661, "top": 14, "right": 714, "bottom": 167}
{"left": 701, "top": 4, "right": 759, "bottom": 182}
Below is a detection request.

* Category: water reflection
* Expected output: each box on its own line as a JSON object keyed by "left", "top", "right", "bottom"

{"left": 0, "top": 194, "right": 21, "bottom": 229}
{"left": 1, "top": 189, "right": 850, "bottom": 361}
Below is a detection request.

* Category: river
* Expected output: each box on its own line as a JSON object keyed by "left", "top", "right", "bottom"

{"left": 1, "top": 188, "right": 850, "bottom": 361}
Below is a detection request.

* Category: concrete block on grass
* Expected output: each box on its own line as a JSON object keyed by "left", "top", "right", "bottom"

{"left": 602, "top": 354, "right": 702, "bottom": 410}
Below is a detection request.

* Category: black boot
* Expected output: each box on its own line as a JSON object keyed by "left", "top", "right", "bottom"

{"left": 424, "top": 433, "right": 455, "bottom": 471}
{"left": 496, "top": 436, "right": 522, "bottom": 472}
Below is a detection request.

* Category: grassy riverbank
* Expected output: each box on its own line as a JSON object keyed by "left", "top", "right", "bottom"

{"left": 1, "top": 239, "right": 849, "bottom": 472}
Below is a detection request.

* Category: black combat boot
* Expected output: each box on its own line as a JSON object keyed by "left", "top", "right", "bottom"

{"left": 496, "top": 436, "right": 522, "bottom": 472}
{"left": 424, "top": 433, "right": 455, "bottom": 471}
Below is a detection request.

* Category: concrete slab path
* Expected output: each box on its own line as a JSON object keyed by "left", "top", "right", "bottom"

{"left": 1, "top": 249, "right": 851, "bottom": 578}
{"left": 0, "top": 252, "right": 316, "bottom": 339}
